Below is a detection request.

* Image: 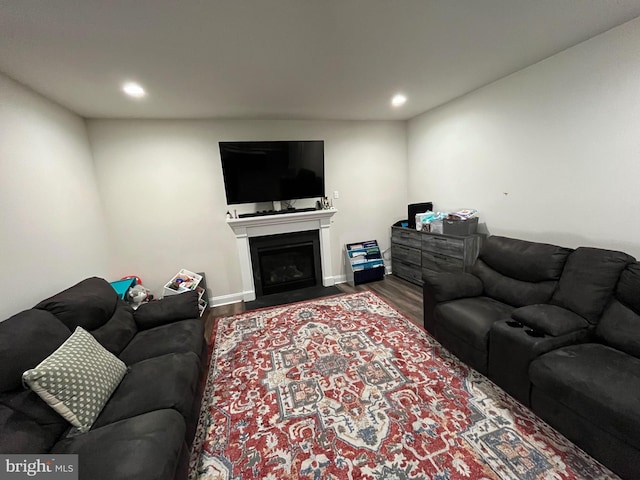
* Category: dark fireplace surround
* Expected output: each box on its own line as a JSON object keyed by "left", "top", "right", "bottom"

{"left": 249, "top": 230, "right": 322, "bottom": 297}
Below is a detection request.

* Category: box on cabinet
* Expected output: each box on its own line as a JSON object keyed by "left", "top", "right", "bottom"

{"left": 442, "top": 217, "right": 478, "bottom": 236}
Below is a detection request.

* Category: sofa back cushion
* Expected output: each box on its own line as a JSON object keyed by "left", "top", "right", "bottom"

{"left": 34, "top": 277, "right": 137, "bottom": 354}
{"left": 596, "top": 262, "right": 640, "bottom": 358}
{"left": 479, "top": 236, "right": 573, "bottom": 282}
{"left": 472, "top": 236, "right": 572, "bottom": 307}
{"left": 0, "top": 310, "right": 71, "bottom": 392}
{"left": 616, "top": 261, "right": 640, "bottom": 313}
{"left": 0, "top": 310, "right": 72, "bottom": 453}
{"left": 90, "top": 302, "right": 138, "bottom": 355}
{"left": 551, "top": 247, "right": 634, "bottom": 324}
{"left": 34, "top": 277, "right": 119, "bottom": 331}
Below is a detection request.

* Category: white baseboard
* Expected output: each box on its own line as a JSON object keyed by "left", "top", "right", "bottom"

{"left": 207, "top": 292, "right": 245, "bottom": 307}
{"left": 332, "top": 274, "right": 348, "bottom": 284}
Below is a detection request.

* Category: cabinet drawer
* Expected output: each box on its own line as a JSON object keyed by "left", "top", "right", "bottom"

{"left": 393, "top": 261, "right": 423, "bottom": 285}
{"left": 422, "top": 251, "right": 464, "bottom": 273}
{"left": 391, "top": 228, "right": 421, "bottom": 249}
{"left": 422, "top": 235, "right": 465, "bottom": 259}
{"left": 391, "top": 245, "right": 421, "bottom": 266}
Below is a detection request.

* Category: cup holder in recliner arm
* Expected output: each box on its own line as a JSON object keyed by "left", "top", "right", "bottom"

{"left": 525, "top": 329, "right": 545, "bottom": 338}
{"left": 506, "top": 320, "right": 523, "bottom": 328}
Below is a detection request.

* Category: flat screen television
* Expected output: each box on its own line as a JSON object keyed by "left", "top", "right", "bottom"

{"left": 219, "top": 140, "right": 325, "bottom": 204}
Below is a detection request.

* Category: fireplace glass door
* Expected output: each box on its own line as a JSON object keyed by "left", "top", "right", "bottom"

{"left": 250, "top": 231, "right": 322, "bottom": 297}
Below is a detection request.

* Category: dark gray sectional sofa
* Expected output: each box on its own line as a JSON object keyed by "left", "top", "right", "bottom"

{"left": 423, "top": 235, "right": 640, "bottom": 479}
{"left": 0, "top": 277, "right": 207, "bottom": 480}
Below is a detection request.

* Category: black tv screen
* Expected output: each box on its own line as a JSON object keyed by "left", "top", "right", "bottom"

{"left": 220, "top": 140, "right": 325, "bottom": 204}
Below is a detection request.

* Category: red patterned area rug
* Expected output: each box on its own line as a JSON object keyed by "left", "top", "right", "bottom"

{"left": 189, "top": 292, "right": 617, "bottom": 480}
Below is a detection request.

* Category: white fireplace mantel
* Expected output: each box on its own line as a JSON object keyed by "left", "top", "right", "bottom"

{"left": 227, "top": 209, "right": 337, "bottom": 301}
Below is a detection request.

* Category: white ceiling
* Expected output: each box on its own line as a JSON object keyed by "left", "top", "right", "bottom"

{"left": 1, "top": 1, "right": 639, "bottom": 121}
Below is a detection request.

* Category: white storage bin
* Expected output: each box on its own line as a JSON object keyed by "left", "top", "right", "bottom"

{"left": 163, "top": 269, "right": 202, "bottom": 297}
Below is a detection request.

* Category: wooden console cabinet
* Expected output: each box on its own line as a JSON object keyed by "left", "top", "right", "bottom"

{"left": 390, "top": 226, "right": 483, "bottom": 286}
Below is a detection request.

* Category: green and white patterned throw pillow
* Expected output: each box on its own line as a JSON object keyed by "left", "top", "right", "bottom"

{"left": 23, "top": 326, "right": 127, "bottom": 433}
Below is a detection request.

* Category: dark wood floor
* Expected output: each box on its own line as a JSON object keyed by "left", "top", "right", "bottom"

{"left": 202, "top": 275, "right": 423, "bottom": 343}
{"left": 334, "top": 275, "right": 423, "bottom": 327}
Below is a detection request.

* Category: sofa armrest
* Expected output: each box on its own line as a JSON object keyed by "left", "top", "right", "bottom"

{"left": 423, "top": 271, "right": 483, "bottom": 303}
{"left": 423, "top": 271, "right": 483, "bottom": 335}
{"left": 511, "top": 304, "right": 589, "bottom": 337}
{"left": 133, "top": 291, "right": 199, "bottom": 330}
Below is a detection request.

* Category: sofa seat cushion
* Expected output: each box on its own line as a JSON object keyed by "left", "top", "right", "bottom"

{"left": 93, "top": 352, "right": 200, "bottom": 429}
{"left": 529, "top": 343, "right": 640, "bottom": 450}
{"left": 0, "top": 390, "right": 71, "bottom": 453}
{"left": 435, "top": 296, "right": 515, "bottom": 351}
{"left": 52, "top": 409, "right": 185, "bottom": 480}
{"left": 118, "top": 319, "right": 204, "bottom": 365}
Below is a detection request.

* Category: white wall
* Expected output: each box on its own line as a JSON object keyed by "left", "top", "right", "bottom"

{"left": 408, "top": 17, "right": 640, "bottom": 258}
{"left": 87, "top": 119, "right": 407, "bottom": 303}
{"left": 0, "top": 73, "right": 110, "bottom": 319}
{"left": 12, "top": 14, "right": 634, "bottom": 314}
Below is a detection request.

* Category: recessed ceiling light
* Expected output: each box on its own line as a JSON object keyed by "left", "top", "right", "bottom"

{"left": 391, "top": 94, "right": 407, "bottom": 107}
{"left": 122, "top": 82, "right": 146, "bottom": 98}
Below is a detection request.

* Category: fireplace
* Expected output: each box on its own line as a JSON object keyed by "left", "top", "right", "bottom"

{"left": 249, "top": 231, "right": 322, "bottom": 297}
{"left": 226, "top": 209, "right": 337, "bottom": 301}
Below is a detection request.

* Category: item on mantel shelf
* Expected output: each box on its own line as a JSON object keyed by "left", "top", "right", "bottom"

{"left": 319, "top": 196, "right": 333, "bottom": 209}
